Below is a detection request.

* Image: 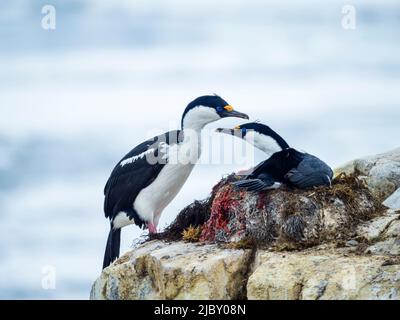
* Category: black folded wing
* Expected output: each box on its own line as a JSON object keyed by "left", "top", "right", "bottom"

{"left": 286, "top": 154, "right": 333, "bottom": 188}
{"left": 103, "top": 130, "right": 182, "bottom": 221}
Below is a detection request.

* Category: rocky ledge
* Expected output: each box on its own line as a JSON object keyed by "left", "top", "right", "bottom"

{"left": 91, "top": 148, "right": 400, "bottom": 300}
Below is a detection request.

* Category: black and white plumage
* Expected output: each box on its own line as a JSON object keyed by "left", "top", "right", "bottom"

{"left": 216, "top": 122, "right": 333, "bottom": 192}
{"left": 102, "top": 95, "right": 249, "bottom": 268}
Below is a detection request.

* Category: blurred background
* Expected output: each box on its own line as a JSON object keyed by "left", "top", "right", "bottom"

{"left": 0, "top": 0, "right": 399, "bottom": 299}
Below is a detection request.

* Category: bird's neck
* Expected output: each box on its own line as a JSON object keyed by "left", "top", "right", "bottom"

{"left": 181, "top": 106, "right": 220, "bottom": 132}
{"left": 182, "top": 127, "right": 202, "bottom": 143}
{"left": 182, "top": 128, "right": 201, "bottom": 143}
{"left": 250, "top": 132, "right": 289, "bottom": 158}
{"left": 182, "top": 118, "right": 209, "bottom": 132}
{"left": 180, "top": 113, "right": 208, "bottom": 152}
{"left": 176, "top": 127, "right": 202, "bottom": 164}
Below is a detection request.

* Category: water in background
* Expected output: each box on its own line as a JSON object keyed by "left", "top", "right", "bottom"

{"left": 0, "top": 0, "right": 399, "bottom": 299}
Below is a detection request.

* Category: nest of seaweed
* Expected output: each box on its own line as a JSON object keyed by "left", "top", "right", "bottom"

{"left": 149, "top": 172, "right": 385, "bottom": 249}
{"left": 149, "top": 175, "right": 237, "bottom": 242}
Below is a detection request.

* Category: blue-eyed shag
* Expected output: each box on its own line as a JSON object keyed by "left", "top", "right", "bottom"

{"left": 102, "top": 95, "right": 249, "bottom": 268}
{"left": 216, "top": 122, "right": 333, "bottom": 191}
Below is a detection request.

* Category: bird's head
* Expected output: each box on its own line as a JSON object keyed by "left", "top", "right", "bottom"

{"left": 181, "top": 95, "right": 249, "bottom": 130}
{"left": 216, "top": 122, "right": 290, "bottom": 157}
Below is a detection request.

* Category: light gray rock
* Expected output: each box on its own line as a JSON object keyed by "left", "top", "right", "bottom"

{"left": 385, "top": 219, "right": 400, "bottom": 238}
{"left": 345, "top": 240, "right": 359, "bottom": 247}
{"left": 366, "top": 238, "right": 400, "bottom": 256}
{"left": 357, "top": 209, "right": 400, "bottom": 256}
{"left": 335, "top": 147, "right": 400, "bottom": 201}
{"left": 91, "top": 241, "right": 252, "bottom": 300}
{"left": 247, "top": 250, "right": 400, "bottom": 300}
{"left": 357, "top": 210, "right": 400, "bottom": 241}
{"left": 383, "top": 188, "right": 400, "bottom": 210}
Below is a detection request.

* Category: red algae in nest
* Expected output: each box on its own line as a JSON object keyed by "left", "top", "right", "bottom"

{"left": 256, "top": 192, "right": 268, "bottom": 210}
{"left": 200, "top": 184, "right": 242, "bottom": 242}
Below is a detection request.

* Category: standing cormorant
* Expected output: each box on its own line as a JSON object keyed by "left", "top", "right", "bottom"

{"left": 103, "top": 95, "right": 249, "bottom": 268}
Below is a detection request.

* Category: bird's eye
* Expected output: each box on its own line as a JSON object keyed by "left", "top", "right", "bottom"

{"left": 216, "top": 106, "right": 223, "bottom": 113}
{"left": 242, "top": 128, "right": 247, "bottom": 134}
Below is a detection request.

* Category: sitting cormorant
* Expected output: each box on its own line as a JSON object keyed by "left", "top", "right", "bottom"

{"left": 216, "top": 122, "right": 333, "bottom": 191}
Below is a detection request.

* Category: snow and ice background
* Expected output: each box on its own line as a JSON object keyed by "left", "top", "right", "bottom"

{"left": 0, "top": 0, "right": 399, "bottom": 299}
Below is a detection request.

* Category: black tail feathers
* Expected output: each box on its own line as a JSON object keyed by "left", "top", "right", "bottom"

{"left": 102, "top": 227, "right": 121, "bottom": 269}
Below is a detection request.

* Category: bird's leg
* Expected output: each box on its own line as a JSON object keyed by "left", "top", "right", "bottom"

{"left": 147, "top": 222, "right": 158, "bottom": 234}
